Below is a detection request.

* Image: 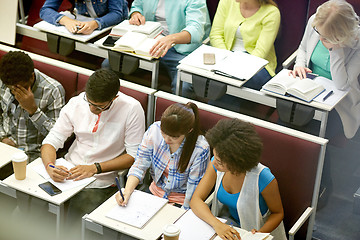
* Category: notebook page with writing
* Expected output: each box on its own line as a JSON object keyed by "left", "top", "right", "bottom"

{"left": 32, "top": 158, "right": 96, "bottom": 192}
{"left": 106, "top": 190, "right": 168, "bottom": 228}
{"left": 174, "top": 209, "right": 226, "bottom": 240}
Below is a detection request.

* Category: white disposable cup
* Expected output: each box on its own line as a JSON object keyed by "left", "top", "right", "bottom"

{"left": 12, "top": 152, "right": 28, "bottom": 180}
{"left": 163, "top": 224, "right": 181, "bottom": 240}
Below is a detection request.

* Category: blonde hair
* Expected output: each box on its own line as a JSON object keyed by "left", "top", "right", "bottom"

{"left": 312, "top": 0, "right": 359, "bottom": 46}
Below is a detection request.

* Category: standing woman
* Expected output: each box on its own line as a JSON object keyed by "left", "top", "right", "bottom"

{"left": 115, "top": 102, "right": 210, "bottom": 209}
{"left": 127, "top": 0, "right": 211, "bottom": 97}
{"left": 40, "top": 0, "right": 128, "bottom": 34}
{"left": 190, "top": 119, "right": 287, "bottom": 240}
{"left": 210, "top": 0, "right": 280, "bottom": 90}
{"left": 289, "top": 0, "right": 360, "bottom": 206}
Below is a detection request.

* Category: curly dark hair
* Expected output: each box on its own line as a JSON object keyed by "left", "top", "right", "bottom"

{"left": 205, "top": 118, "right": 263, "bottom": 174}
{"left": 0, "top": 51, "right": 34, "bottom": 85}
{"left": 85, "top": 69, "right": 120, "bottom": 102}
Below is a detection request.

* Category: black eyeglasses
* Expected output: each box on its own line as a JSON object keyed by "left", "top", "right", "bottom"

{"left": 83, "top": 94, "right": 114, "bottom": 111}
{"left": 313, "top": 26, "right": 330, "bottom": 43}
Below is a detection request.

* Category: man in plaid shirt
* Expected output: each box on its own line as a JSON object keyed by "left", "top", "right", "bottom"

{"left": 0, "top": 51, "right": 65, "bottom": 161}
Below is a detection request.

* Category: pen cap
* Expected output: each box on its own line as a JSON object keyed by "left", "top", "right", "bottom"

{"left": 163, "top": 224, "right": 181, "bottom": 239}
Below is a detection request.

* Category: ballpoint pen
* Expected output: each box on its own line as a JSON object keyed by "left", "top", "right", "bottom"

{"left": 48, "top": 164, "right": 72, "bottom": 176}
{"left": 115, "top": 177, "right": 125, "bottom": 201}
{"left": 323, "top": 90, "right": 334, "bottom": 101}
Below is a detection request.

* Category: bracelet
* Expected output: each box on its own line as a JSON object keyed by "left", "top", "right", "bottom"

{"left": 94, "top": 162, "right": 102, "bottom": 174}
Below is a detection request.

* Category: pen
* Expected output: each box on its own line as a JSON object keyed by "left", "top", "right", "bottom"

{"left": 230, "top": 222, "right": 239, "bottom": 240}
{"left": 115, "top": 177, "right": 125, "bottom": 201}
{"left": 323, "top": 90, "right": 334, "bottom": 101}
{"left": 48, "top": 164, "right": 72, "bottom": 176}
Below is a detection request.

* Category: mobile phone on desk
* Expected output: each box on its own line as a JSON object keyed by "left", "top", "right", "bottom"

{"left": 203, "top": 53, "right": 216, "bottom": 65}
{"left": 306, "top": 72, "right": 318, "bottom": 79}
{"left": 39, "top": 181, "right": 62, "bottom": 196}
{"left": 103, "top": 36, "right": 120, "bottom": 47}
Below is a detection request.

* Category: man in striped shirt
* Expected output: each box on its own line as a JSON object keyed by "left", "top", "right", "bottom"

{"left": 0, "top": 51, "right": 65, "bottom": 161}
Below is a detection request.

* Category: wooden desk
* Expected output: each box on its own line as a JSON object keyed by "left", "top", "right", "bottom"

{"left": 0, "top": 142, "right": 23, "bottom": 169}
{"left": 82, "top": 193, "right": 185, "bottom": 240}
{"left": 176, "top": 63, "right": 346, "bottom": 138}
{"left": 1, "top": 158, "right": 95, "bottom": 239}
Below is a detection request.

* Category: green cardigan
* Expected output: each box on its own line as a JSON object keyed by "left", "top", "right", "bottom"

{"left": 209, "top": 0, "right": 280, "bottom": 76}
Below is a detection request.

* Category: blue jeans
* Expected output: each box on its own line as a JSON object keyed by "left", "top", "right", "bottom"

{"left": 160, "top": 47, "right": 194, "bottom": 98}
{"left": 208, "top": 68, "right": 272, "bottom": 112}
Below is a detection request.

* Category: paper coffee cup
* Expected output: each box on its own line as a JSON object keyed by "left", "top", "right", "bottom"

{"left": 12, "top": 152, "right": 28, "bottom": 180}
{"left": 163, "top": 224, "right": 181, "bottom": 240}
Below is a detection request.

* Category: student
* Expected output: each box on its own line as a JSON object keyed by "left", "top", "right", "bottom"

{"left": 115, "top": 102, "right": 210, "bottom": 209}
{"left": 190, "top": 118, "right": 287, "bottom": 240}
{"left": 289, "top": 0, "right": 360, "bottom": 207}
{"left": 0, "top": 51, "right": 65, "bottom": 161}
{"left": 41, "top": 69, "right": 145, "bottom": 236}
{"left": 127, "top": 0, "right": 211, "bottom": 97}
{"left": 208, "top": 0, "right": 280, "bottom": 112}
{"left": 40, "top": 0, "right": 128, "bottom": 34}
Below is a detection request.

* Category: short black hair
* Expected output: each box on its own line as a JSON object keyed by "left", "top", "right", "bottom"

{"left": 85, "top": 69, "right": 120, "bottom": 102}
{"left": 0, "top": 51, "right": 34, "bottom": 85}
{"left": 205, "top": 118, "right": 263, "bottom": 174}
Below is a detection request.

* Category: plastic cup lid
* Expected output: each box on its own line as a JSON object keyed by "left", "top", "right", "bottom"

{"left": 163, "top": 224, "right": 180, "bottom": 237}
{"left": 12, "top": 152, "right": 28, "bottom": 162}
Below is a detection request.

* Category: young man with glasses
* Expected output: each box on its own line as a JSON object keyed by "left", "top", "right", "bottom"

{"left": 41, "top": 69, "right": 145, "bottom": 237}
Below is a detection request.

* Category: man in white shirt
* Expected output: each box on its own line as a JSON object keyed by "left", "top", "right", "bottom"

{"left": 41, "top": 69, "right": 145, "bottom": 236}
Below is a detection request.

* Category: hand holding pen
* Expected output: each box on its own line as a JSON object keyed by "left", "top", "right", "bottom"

{"left": 47, "top": 164, "right": 71, "bottom": 182}
{"left": 115, "top": 177, "right": 130, "bottom": 206}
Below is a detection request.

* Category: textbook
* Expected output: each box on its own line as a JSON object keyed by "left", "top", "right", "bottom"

{"left": 262, "top": 69, "right": 325, "bottom": 102}
{"left": 109, "top": 20, "right": 163, "bottom": 38}
{"left": 106, "top": 189, "right": 168, "bottom": 228}
{"left": 112, "top": 32, "right": 163, "bottom": 57}
{"left": 179, "top": 44, "right": 269, "bottom": 81}
{"left": 213, "top": 226, "right": 271, "bottom": 240}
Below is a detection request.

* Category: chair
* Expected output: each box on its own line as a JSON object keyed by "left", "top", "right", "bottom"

{"left": 154, "top": 91, "right": 328, "bottom": 240}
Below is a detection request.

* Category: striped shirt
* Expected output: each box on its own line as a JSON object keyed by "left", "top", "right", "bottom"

{"left": 0, "top": 69, "right": 65, "bottom": 161}
{"left": 128, "top": 121, "right": 210, "bottom": 209}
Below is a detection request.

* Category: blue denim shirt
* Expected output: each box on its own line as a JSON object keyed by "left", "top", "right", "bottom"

{"left": 130, "top": 0, "right": 211, "bottom": 55}
{"left": 40, "top": 0, "right": 128, "bottom": 30}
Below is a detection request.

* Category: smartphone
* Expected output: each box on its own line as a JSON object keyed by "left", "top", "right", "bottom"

{"left": 103, "top": 36, "right": 120, "bottom": 47}
{"left": 306, "top": 72, "right": 318, "bottom": 79}
{"left": 39, "top": 181, "right": 62, "bottom": 196}
{"left": 203, "top": 53, "right": 216, "bottom": 65}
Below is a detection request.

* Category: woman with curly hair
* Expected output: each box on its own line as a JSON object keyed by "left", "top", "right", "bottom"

{"left": 190, "top": 118, "right": 286, "bottom": 240}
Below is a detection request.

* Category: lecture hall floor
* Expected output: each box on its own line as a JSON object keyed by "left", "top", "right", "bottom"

{"left": 312, "top": 134, "right": 360, "bottom": 240}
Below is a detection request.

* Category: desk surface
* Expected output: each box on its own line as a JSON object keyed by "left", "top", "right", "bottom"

{"left": 0, "top": 142, "right": 23, "bottom": 168}
{"left": 2, "top": 158, "right": 93, "bottom": 205}
{"left": 86, "top": 192, "right": 185, "bottom": 240}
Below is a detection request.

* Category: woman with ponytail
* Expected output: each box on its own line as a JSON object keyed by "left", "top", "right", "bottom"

{"left": 115, "top": 102, "right": 210, "bottom": 209}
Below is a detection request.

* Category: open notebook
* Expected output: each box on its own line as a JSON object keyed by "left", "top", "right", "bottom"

{"left": 106, "top": 189, "right": 168, "bottom": 228}
{"left": 180, "top": 44, "right": 268, "bottom": 81}
{"left": 32, "top": 158, "right": 95, "bottom": 192}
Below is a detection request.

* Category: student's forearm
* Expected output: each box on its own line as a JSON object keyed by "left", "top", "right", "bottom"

{"left": 258, "top": 212, "right": 284, "bottom": 233}
{"left": 99, "top": 153, "right": 135, "bottom": 172}
{"left": 124, "top": 175, "right": 140, "bottom": 194}
{"left": 41, "top": 144, "right": 57, "bottom": 166}
{"left": 190, "top": 198, "right": 222, "bottom": 228}
{"left": 168, "top": 31, "right": 192, "bottom": 45}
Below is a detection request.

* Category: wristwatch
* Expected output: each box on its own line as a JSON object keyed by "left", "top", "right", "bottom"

{"left": 94, "top": 162, "right": 102, "bottom": 174}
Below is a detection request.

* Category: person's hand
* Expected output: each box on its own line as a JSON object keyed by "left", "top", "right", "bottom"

{"left": 76, "top": 20, "right": 98, "bottom": 35}
{"left": 1, "top": 138, "right": 17, "bottom": 147}
{"left": 67, "top": 164, "right": 97, "bottom": 181}
{"left": 251, "top": 229, "right": 258, "bottom": 234}
{"left": 11, "top": 85, "right": 37, "bottom": 115}
{"left": 129, "top": 12, "right": 145, "bottom": 25}
{"left": 59, "top": 16, "right": 82, "bottom": 34}
{"left": 289, "top": 66, "right": 312, "bottom": 80}
{"left": 115, "top": 189, "right": 132, "bottom": 206}
{"left": 150, "top": 36, "right": 175, "bottom": 58}
{"left": 46, "top": 164, "right": 69, "bottom": 182}
{"left": 213, "top": 222, "right": 241, "bottom": 240}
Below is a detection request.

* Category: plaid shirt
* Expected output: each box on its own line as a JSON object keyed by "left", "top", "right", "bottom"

{"left": 0, "top": 69, "right": 65, "bottom": 161}
{"left": 128, "top": 121, "right": 210, "bottom": 209}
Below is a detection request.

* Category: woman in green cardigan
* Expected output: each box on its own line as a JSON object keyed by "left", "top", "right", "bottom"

{"left": 209, "top": 0, "right": 280, "bottom": 111}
